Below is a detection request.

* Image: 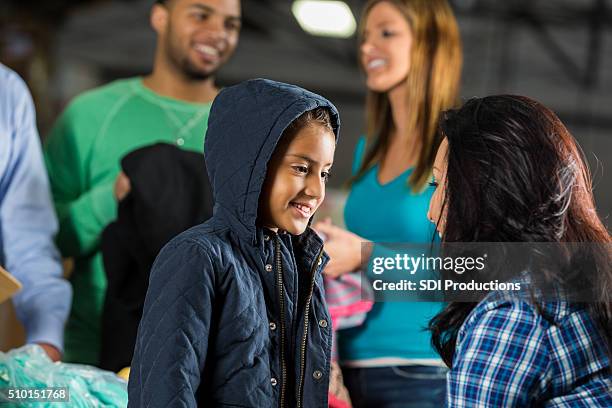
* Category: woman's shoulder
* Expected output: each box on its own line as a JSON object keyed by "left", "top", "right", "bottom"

{"left": 463, "top": 293, "right": 583, "bottom": 332}
{"left": 459, "top": 293, "right": 603, "bottom": 359}
{"left": 459, "top": 296, "right": 542, "bottom": 341}
{"left": 355, "top": 135, "right": 367, "bottom": 152}
{"left": 351, "top": 135, "right": 368, "bottom": 175}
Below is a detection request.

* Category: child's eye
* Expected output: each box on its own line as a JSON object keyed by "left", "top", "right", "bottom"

{"left": 322, "top": 171, "right": 332, "bottom": 183}
{"left": 381, "top": 29, "right": 395, "bottom": 38}
{"left": 429, "top": 181, "right": 439, "bottom": 189}
{"left": 292, "top": 165, "right": 308, "bottom": 174}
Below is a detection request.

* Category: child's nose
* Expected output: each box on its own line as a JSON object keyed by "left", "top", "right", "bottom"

{"left": 304, "top": 175, "right": 324, "bottom": 199}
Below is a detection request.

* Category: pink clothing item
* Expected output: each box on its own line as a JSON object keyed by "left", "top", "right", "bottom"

{"left": 325, "top": 274, "right": 372, "bottom": 408}
{"left": 324, "top": 272, "right": 374, "bottom": 361}
{"left": 329, "top": 392, "right": 352, "bottom": 408}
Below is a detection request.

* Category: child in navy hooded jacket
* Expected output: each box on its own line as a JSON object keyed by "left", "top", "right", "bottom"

{"left": 128, "top": 79, "right": 340, "bottom": 408}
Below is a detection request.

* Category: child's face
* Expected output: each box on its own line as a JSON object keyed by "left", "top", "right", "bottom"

{"left": 259, "top": 123, "right": 336, "bottom": 235}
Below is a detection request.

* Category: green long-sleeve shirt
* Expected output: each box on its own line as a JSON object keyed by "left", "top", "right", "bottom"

{"left": 45, "top": 78, "right": 211, "bottom": 365}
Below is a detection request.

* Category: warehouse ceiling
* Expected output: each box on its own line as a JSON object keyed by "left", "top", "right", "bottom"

{"left": 2, "top": 0, "right": 611, "bottom": 214}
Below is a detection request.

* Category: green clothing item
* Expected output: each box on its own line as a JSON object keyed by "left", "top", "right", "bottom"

{"left": 44, "top": 78, "right": 212, "bottom": 365}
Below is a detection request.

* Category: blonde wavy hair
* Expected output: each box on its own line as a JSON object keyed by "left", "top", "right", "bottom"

{"left": 353, "top": 0, "right": 462, "bottom": 192}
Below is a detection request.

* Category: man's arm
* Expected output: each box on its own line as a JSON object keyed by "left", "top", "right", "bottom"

{"left": 1, "top": 70, "right": 72, "bottom": 356}
{"left": 44, "top": 97, "right": 118, "bottom": 258}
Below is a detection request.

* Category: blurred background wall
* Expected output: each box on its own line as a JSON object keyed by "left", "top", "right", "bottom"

{"left": 1, "top": 0, "right": 610, "bottom": 227}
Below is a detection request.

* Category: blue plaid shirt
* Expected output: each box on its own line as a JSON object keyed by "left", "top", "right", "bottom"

{"left": 448, "top": 294, "right": 612, "bottom": 407}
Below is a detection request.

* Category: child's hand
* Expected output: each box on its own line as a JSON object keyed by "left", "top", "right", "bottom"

{"left": 313, "top": 218, "right": 366, "bottom": 278}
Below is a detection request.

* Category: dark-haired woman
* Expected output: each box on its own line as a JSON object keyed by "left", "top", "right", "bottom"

{"left": 428, "top": 95, "right": 612, "bottom": 406}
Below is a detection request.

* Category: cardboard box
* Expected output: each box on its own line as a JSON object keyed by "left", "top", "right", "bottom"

{"left": 0, "top": 266, "right": 21, "bottom": 303}
{"left": 0, "top": 266, "right": 26, "bottom": 352}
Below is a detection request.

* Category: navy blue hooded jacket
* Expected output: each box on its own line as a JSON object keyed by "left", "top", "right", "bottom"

{"left": 128, "top": 79, "right": 340, "bottom": 408}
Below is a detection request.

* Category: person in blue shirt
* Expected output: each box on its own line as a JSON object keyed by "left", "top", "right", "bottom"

{"left": 314, "top": 0, "right": 462, "bottom": 406}
{"left": 0, "top": 64, "right": 71, "bottom": 361}
{"left": 428, "top": 95, "right": 612, "bottom": 406}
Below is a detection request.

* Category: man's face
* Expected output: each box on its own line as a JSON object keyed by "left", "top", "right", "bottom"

{"left": 154, "top": 0, "right": 241, "bottom": 80}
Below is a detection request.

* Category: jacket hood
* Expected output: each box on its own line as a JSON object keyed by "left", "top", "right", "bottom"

{"left": 204, "top": 78, "right": 340, "bottom": 244}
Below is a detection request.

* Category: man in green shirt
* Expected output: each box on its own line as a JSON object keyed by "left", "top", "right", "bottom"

{"left": 45, "top": 0, "right": 241, "bottom": 365}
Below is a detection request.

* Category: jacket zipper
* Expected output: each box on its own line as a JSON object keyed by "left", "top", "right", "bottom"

{"left": 296, "top": 248, "right": 324, "bottom": 408}
{"left": 274, "top": 236, "right": 287, "bottom": 408}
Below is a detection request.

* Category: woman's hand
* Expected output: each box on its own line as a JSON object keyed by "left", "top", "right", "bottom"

{"left": 313, "top": 218, "right": 368, "bottom": 278}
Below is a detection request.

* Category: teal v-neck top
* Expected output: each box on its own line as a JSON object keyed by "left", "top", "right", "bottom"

{"left": 339, "top": 137, "right": 443, "bottom": 363}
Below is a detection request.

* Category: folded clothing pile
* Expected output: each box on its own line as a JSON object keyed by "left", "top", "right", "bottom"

{"left": 0, "top": 345, "right": 127, "bottom": 407}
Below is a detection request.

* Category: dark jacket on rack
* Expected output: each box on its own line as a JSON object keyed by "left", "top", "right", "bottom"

{"left": 100, "top": 143, "right": 213, "bottom": 371}
{"left": 128, "top": 79, "right": 340, "bottom": 407}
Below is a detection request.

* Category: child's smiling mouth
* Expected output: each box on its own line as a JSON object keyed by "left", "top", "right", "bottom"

{"left": 290, "top": 202, "right": 313, "bottom": 218}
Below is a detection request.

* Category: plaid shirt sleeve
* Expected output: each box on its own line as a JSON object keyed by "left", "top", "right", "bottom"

{"left": 447, "top": 300, "right": 550, "bottom": 407}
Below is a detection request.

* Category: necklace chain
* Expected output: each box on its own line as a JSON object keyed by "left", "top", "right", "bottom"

{"left": 135, "top": 80, "right": 209, "bottom": 146}
{"left": 160, "top": 105, "right": 209, "bottom": 145}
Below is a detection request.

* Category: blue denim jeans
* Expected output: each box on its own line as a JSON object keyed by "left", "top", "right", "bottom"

{"left": 342, "top": 365, "right": 447, "bottom": 408}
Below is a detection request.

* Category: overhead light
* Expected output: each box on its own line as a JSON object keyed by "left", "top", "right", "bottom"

{"left": 292, "top": 1, "right": 357, "bottom": 38}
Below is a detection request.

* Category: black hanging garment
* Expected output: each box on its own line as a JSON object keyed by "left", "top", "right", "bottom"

{"left": 99, "top": 143, "right": 213, "bottom": 371}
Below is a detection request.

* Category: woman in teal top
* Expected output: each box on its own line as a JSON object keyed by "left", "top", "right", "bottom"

{"left": 314, "top": 0, "right": 462, "bottom": 406}
{"left": 341, "top": 136, "right": 441, "bottom": 361}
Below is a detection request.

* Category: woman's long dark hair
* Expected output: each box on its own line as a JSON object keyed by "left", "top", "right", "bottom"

{"left": 428, "top": 95, "right": 612, "bottom": 367}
